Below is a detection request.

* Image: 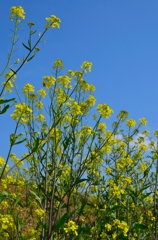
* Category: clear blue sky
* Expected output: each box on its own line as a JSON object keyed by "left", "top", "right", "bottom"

{"left": 1, "top": 0, "right": 158, "bottom": 159}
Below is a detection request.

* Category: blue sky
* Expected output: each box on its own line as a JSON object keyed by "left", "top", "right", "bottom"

{"left": 1, "top": 1, "right": 158, "bottom": 160}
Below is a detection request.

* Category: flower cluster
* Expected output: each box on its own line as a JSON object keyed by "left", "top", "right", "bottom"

{"left": 10, "top": 103, "right": 32, "bottom": 121}
{"left": 23, "top": 83, "right": 35, "bottom": 96}
{"left": 45, "top": 15, "right": 61, "bottom": 29}
{"left": 97, "top": 103, "right": 114, "bottom": 118}
{"left": 63, "top": 220, "right": 78, "bottom": 236}
{"left": 10, "top": 6, "right": 25, "bottom": 19}
{"left": 42, "top": 76, "right": 56, "bottom": 89}
{"left": 126, "top": 118, "right": 136, "bottom": 127}
{"left": 80, "top": 61, "right": 93, "bottom": 72}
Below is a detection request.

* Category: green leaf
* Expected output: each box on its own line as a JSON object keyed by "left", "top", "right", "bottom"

{"left": 12, "top": 195, "right": 24, "bottom": 208}
{"left": 53, "top": 212, "right": 69, "bottom": 231}
{"left": 8, "top": 67, "right": 16, "bottom": 74}
{"left": 27, "top": 54, "right": 35, "bottom": 62}
{"left": 32, "top": 138, "right": 40, "bottom": 152}
{"left": 29, "top": 190, "right": 42, "bottom": 207}
{"left": 14, "top": 138, "right": 26, "bottom": 145}
{"left": 77, "top": 235, "right": 84, "bottom": 240}
{"left": 127, "top": 189, "right": 137, "bottom": 203}
{"left": 63, "top": 140, "right": 69, "bottom": 150}
{"left": 111, "top": 205, "right": 125, "bottom": 210}
{"left": 22, "top": 42, "right": 31, "bottom": 51}
{"left": 0, "top": 98, "right": 15, "bottom": 104}
{"left": 0, "top": 104, "right": 10, "bottom": 114}
{"left": 141, "top": 192, "right": 152, "bottom": 200}
{"left": 30, "top": 30, "right": 37, "bottom": 35}
{"left": 133, "top": 223, "right": 148, "bottom": 230}
{"left": 53, "top": 209, "right": 76, "bottom": 231}
{"left": 0, "top": 191, "right": 8, "bottom": 197}
{"left": 75, "top": 178, "right": 88, "bottom": 185}
{"left": 29, "top": 187, "right": 46, "bottom": 200}
{"left": 28, "top": 39, "right": 31, "bottom": 48}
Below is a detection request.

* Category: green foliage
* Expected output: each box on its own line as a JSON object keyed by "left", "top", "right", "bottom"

{"left": 0, "top": 5, "right": 158, "bottom": 240}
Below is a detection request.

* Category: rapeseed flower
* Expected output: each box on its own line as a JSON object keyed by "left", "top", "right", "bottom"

{"left": 10, "top": 6, "right": 25, "bottom": 19}
{"left": 36, "top": 114, "right": 45, "bottom": 122}
{"left": 45, "top": 15, "right": 61, "bottom": 29}
{"left": 38, "top": 88, "right": 47, "bottom": 98}
{"left": 126, "top": 119, "right": 136, "bottom": 127}
{"left": 23, "top": 83, "right": 35, "bottom": 96}
{"left": 139, "top": 117, "right": 148, "bottom": 126}
{"left": 63, "top": 220, "right": 78, "bottom": 236}
{"left": 97, "top": 103, "right": 114, "bottom": 118}
{"left": 42, "top": 76, "right": 56, "bottom": 89}
{"left": 80, "top": 61, "right": 92, "bottom": 72}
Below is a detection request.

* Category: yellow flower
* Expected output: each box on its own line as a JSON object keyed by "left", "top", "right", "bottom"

{"left": 139, "top": 118, "right": 148, "bottom": 126}
{"left": 10, "top": 103, "right": 32, "bottom": 120}
{"left": 0, "top": 214, "right": 14, "bottom": 230}
{"left": 23, "top": 83, "right": 35, "bottom": 96}
{"left": 52, "top": 60, "right": 63, "bottom": 70}
{"left": 45, "top": 15, "right": 61, "bottom": 28}
{"left": 64, "top": 220, "right": 78, "bottom": 236}
{"left": 57, "top": 75, "right": 71, "bottom": 88}
{"left": 34, "top": 209, "right": 45, "bottom": 219}
{"left": 86, "top": 95, "right": 96, "bottom": 106}
{"left": 81, "top": 126, "right": 93, "bottom": 136}
{"left": 10, "top": 6, "right": 25, "bottom": 19}
{"left": 0, "top": 156, "right": 5, "bottom": 167}
{"left": 105, "top": 223, "right": 112, "bottom": 231}
{"left": 36, "top": 114, "right": 45, "bottom": 122}
{"left": 105, "top": 167, "right": 112, "bottom": 174}
{"left": 98, "top": 122, "right": 106, "bottom": 131}
{"left": 80, "top": 61, "right": 93, "bottom": 72}
{"left": 79, "top": 80, "right": 94, "bottom": 92}
{"left": 139, "top": 162, "right": 147, "bottom": 172}
{"left": 117, "top": 110, "right": 128, "bottom": 121}
{"left": 35, "top": 101, "right": 44, "bottom": 109}
{"left": 28, "top": 93, "right": 38, "bottom": 101}
{"left": 138, "top": 216, "right": 143, "bottom": 224}
{"left": 90, "top": 185, "right": 98, "bottom": 193}
{"left": 2, "top": 80, "right": 14, "bottom": 93}
{"left": 154, "top": 130, "right": 158, "bottom": 137}
{"left": 102, "top": 145, "right": 111, "bottom": 155}
{"left": 140, "top": 143, "right": 148, "bottom": 151}
{"left": 42, "top": 76, "right": 56, "bottom": 89}
{"left": 126, "top": 119, "right": 136, "bottom": 127}
{"left": 100, "top": 232, "right": 107, "bottom": 238}
{"left": 124, "top": 176, "right": 132, "bottom": 184}
{"left": 2, "top": 71, "right": 16, "bottom": 93}
{"left": 142, "top": 130, "right": 150, "bottom": 136}
{"left": 38, "top": 88, "right": 47, "bottom": 98}
{"left": 97, "top": 103, "right": 114, "bottom": 118}
{"left": 112, "top": 232, "right": 117, "bottom": 239}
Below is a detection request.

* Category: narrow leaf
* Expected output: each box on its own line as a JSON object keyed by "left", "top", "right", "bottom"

{"left": 32, "top": 138, "right": 40, "bottom": 152}
{"left": 27, "top": 55, "right": 35, "bottom": 62}
{"left": 22, "top": 42, "right": 31, "bottom": 51}
{"left": 133, "top": 223, "right": 148, "bottom": 230}
{"left": 28, "top": 39, "right": 31, "bottom": 48}
{"left": 0, "top": 98, "right": 15, "bottom": 104}
{"left": 8, "top": 67, "right": 16, "bottom": 74}
{"left": 75, "top": 178, "right": 88, "bottom": 184}
{"left": 14, "top": 138, "right": 26, "bottom": 145}
{"left": 53, "top": 212, "right": 69, "bottom": 231}
{"left": 30, "top": 30, "right": 37, "bottom": 35}
{"left": 0, "top": 105, "right": 10, "bottom": 114}
{"left": 29, "top": 190, "right": 42, "bottom": 207}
